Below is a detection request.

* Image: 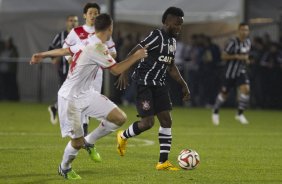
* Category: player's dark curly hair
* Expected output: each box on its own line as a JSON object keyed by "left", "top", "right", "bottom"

{"left": 162, "top": 7, "right": 184, "bottom": 24}
{"left": 95, "top": 13, "right": 112, "bottom": 32}
{"left": 83, "top": 2, "right": 101, "bottom": 14}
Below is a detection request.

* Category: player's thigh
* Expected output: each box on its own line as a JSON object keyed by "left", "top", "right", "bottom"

{"left": 153, "top": 85, "right": 172, "bottom": 114}
{"left": 58, "top": 96, "right": 84, "bottom": 139}
{"left": 84, "top": 91, "right": 117, "bottom": 121}
{"left": 221, "top": 78, "right": 236, "bottom": 94}
{"left": 136, "top": 85, "right": 154, "bottom": 118}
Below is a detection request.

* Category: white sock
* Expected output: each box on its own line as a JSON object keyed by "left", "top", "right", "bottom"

{"left": 61, "top": 141, "right": 79, "bottom": 170}
{"left": 85, "top": 120, "right": 120, "bottom": 144}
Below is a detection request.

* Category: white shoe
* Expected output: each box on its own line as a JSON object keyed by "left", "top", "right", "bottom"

{"left": 235, "top": 114, "right": 249, "bottom": 124}
{"left": 212, "top": 113, "right": 220, "bottom": 126}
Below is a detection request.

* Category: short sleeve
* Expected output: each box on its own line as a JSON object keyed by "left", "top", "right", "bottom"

{"left": 91, "top": 43, "right": 116, "bottom": 69}
{"left": 139, "top": 29, "right": 160, "bottom": 51}
{"left": 224, "top": 39, "right": 235, "bottom": 54}
{"left": 105, "top": 37, "right": 116, "bottom": 54}
{"left": 69, "top": 43, "right": 84, "bottom": 56}
{"left": 63, "top": 29, "right": 79, "bottom": 47}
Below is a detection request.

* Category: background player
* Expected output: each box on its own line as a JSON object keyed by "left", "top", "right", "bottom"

{"left": 63, "top": 2, "right": 117, "bottom": 135}
{"left": 115, "top": 7, "right": 190, "bottom": 171}
{"left": 48, "top": 15, "right": 79, "bottom": 124}
{"left": 212, "top": 23, "right": 251, "bottom": 125}
{"left": 30, "top": 13, "right": 148, "bottom": 180}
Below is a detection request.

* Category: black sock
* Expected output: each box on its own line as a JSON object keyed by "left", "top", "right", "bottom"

{"left": 123, "top": 121, "right": 142, "bottom": 138}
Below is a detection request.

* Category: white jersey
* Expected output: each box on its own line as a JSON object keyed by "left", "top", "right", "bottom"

{"left": 63, "top": 25, "right": 116, "bottom": 92}
{"left": 63, "top": 25, "right": 116, "bottom": 56}
{"left": 58, "top": 35, "right": 116, "bottom": 100}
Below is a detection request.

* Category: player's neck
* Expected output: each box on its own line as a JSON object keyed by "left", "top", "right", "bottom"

{"left": 96, "top": 32, "right": 107, "bottom": 43}
{"left": 238, "top": 36, "right": 246, "bottom": 42}
{"left": 85, "top": 21, "right": 94, "bottom": 27}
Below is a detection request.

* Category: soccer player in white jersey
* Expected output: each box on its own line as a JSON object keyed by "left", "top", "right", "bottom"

{"left": 30, "top": 14, "right": 148, "bottom": 180}
{"left": 63, "top": 2, "right": 117, "bottom": 136}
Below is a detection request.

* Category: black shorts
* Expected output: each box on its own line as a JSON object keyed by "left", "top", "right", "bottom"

{"left": 136, "top": 85, "right": 172, "bottom": 118}
{"left": 221, "top": 72, "right": 250, "bottom": 93}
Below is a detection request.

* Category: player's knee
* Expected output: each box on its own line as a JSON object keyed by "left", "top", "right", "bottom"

{"left": 141, "top": 118, "right": 155, "bottom": 130}
{"left": 107, "top": 108, "right": 127, "bottom": 126}
{"left": 116, "top": 111, "right": 127, "bottom": 126}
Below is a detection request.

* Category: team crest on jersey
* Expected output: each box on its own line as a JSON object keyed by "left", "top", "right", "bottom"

{"left": 141, "top": 100, "right": 150, "bottom": 110}
{"left": 79, "top": 33, "right": 85, "bottom": 38}
{"left": 169, "top": 45, "right": 175, "bottom": 52}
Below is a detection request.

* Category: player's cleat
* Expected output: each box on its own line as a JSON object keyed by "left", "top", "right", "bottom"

{"left": 117, "top": 130, "right": 127, "bottom": 156}
{"left": 58, "top": 165, "right": 81, "bottom": 180}
{"left": 235, "top": 114, "right": 249, "bottom": 124}
{"left": 212, "top": 113, "right": 220, "bottom": 126}
{"left": 156, "top": 161, "right": 180, "bottom": 171}
{"left": 48, "top": 105, "right": 57, "bottom": 125}
{"left": 84, "top": 143, "right": 102, "bottom": 162}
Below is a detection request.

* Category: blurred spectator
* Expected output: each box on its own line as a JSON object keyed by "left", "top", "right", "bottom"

{"left": 0, "top": 37, "right": 19, "bottom": 101}
{"left": 185, "top": 34, "right": 202, "bottom": 106}
{"left": 198, "top": 35, "right": 221, "bottom": 107}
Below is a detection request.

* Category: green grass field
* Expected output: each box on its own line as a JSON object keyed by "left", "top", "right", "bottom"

{"left": 0, "top": 102, "right": 282, "bottom": 184}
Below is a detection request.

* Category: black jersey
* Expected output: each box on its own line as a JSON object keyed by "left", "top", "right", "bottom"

{"left": 132, "top": 29, "right": 176, "bottom": 86}
{"left": 223, "top": 37, "right": 251, "bottom": 79}
{"left": 48, "top": 30, "right": 69, "bottom": 76}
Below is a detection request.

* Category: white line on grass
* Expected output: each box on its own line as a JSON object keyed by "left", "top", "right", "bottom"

{"left": 0, "top": 132, "right": 155, "bottom": 147}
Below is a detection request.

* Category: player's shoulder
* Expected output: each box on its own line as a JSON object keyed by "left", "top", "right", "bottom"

{"left": 73, "top": 26, "right": 84, "bottom": 31}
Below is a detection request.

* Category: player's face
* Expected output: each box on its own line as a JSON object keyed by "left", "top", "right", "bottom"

{"left": 66, "top": 16, "right": 79, "bottom": 31}
{"left": 238, "top": 25, "right": 250, "bottom": 39}
{"left": 166, "top": 15, "right": 183, "bottom": 38}
{"left": 84, "top": 8, "right": 100, "bottom": 26}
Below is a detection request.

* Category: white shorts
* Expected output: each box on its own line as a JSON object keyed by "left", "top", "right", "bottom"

{"left": 81, "top": 69, "right": 103, "bottom": 125}
{"left": 58, "top": 90, "right": 117, "bottom": 139}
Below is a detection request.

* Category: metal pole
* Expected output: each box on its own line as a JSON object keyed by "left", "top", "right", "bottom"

{"left": 104, "top": 0, "right": 115, "bottom": 97}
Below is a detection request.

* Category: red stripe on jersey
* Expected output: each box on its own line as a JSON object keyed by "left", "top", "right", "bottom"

{"left": 68, "top": 47, "right": 74, "bottom": 56}
{"left": 64, "top": 40, "right": 71, "bottom": 47}
{"left": 70, "top": 50, "right": 82, "bottom": 73}
{"left": 74, "top": 26, "right": 95, "bottom": 40}
{"left": 108, "top": 44, "right": 115, "bottom": 49}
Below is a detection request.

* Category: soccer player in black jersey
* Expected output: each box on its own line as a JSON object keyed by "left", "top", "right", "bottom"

{"left": 115, "top": 7, "right": 190, "bottom": 170}
{"left": 212, "top": 23, "right": 251, "bottom": 125}
{"left": 48, "top": 15, "right": 79, "bottom": 124}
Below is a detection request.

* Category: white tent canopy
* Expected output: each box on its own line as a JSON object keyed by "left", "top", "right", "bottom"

{"left": 0, "top": 0, "right": 243, "bottom": 24}
{"left": 116, "top": 0, "right": 242, "bottom": 25}
{"left": 0, "top": 0, "right": 243, "bottom": 56}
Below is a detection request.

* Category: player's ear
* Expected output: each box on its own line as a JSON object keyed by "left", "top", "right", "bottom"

{"left": 83, "top": 13, "right": 87, "bottom": 20}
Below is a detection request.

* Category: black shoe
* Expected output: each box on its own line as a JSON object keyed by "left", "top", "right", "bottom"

{"left": 48, "top": 105, "right": 57, "bottom": 124}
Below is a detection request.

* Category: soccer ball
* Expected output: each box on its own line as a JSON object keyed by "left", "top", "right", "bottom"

{"left": 177, "top": 149, "right": 200, "bottom": 170}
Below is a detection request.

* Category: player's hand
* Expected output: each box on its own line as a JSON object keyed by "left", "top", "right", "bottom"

{"left": 236, "top": 54, "right": 249, "bottom": 61}
{"left": 182, "top": 85, "right": 191, "bottom": 101}
{"left": 115, "top": 72, "right": 129, "bottom": 90}
{"left": 30, "top": 53, "right": 44, "bottom": 65}
{"left": 135, "top": 45, "right": 148, "bottom": 59}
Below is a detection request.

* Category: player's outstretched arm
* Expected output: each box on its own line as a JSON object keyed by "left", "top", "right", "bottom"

{"left": 115, "top": 44, "right": 142, "bottom": 90}
{"left": 168, "top": 63, "right": 190, "bottom": 101}
{"left": 30, "top": 48, "right": 71, "bottom": 65}
{"left": 110, "top": 46, "right": 148, "bottom": 76}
